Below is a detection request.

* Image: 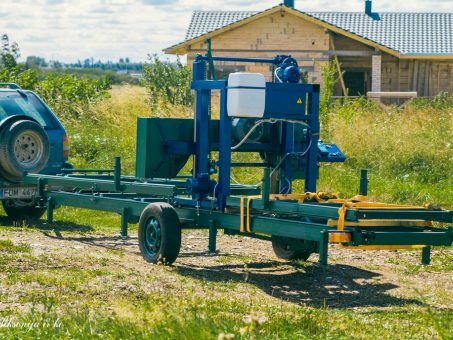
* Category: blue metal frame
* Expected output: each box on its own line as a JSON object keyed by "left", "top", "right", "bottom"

{"left": 189, "top": 53, "right": 324, "bottom": 210}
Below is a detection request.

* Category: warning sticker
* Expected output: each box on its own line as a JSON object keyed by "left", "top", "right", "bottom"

{"left": 296, "top": 98, "right": 303, "bottom": 104}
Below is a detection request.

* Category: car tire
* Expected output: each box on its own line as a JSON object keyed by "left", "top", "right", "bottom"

{"left": 2, "top": 199, "right": 46, "bottom": 220}
{"left": 0, "top": 119, "right": 50, "bottom": 182}
{"left": 138, "top": 202, "right": 181, "bottom": 265}
{"left": 271, "top": 236, "right": 315, "bottom": 261}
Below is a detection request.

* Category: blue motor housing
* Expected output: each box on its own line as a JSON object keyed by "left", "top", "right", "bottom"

{"left": 283, "top": 65, "right": 301, "bottom": 83}
{"left": 186, "top": 173, "right": 217, "bottom": 196}
{"left": 231, "top": 118, "right": 265, "bottom": 143}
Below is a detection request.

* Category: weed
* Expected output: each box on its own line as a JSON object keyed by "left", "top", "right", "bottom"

{"left": 0, "top": 239, "right": 31, "bottom": 254}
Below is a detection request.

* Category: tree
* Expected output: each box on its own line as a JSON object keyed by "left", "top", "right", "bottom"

{"left": 26, "top": 56, "right": 48, "bottom": 68}
{"left": 49, "top": 60, "right": 62, "bottom": 68}
{"left": 0, "top": 34, "right": 20, "bottom": 68}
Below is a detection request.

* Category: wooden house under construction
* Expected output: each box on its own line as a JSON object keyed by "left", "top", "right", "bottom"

{"left": 164, "top": 0, "right": 453, "bottom": 98}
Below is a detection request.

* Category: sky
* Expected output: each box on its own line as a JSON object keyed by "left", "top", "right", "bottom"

{"left": 2, "top": 0, "right": 452, "bottom": 63}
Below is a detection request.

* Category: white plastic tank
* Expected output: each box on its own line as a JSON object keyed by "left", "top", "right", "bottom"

{"left": 227, "top": 73, "right": 265, "bottom": 118}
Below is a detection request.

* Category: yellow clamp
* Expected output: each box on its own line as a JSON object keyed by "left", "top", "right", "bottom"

{"left": 240, "top": 195, "right": 261, "bottom": 233}
{"left": 334, "top": 198, "right": 430, "bottom": 250}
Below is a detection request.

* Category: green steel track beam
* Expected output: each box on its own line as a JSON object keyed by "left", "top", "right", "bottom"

{"left": 46, "top": 191, "right": 150, "bottom": 216}
{"left": 24, "top": 174, "right": 183, "bottom": 197}
{"left": 353, "top": 229, "right": 453, "bottom": 246}
{"left": 227, "top": 196, "right": 359, "bottom": 221}
{"left": 355, "top": 210, "right": 453, "bottom": 223}
{"left": 175, "top": 207, "right": 335, "bottom": 241}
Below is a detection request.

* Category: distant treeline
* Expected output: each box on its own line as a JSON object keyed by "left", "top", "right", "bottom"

{"left": 25, "top": 55, "right": 144, "bottom": 72}
{"left": 25, "top": 56, "right": 143, "bottom": 85}
{"left": 37, "top": 68, "right": 141, "bottom": 85}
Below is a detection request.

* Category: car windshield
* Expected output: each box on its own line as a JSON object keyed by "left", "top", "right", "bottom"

{"left": 0, "top": 91, "right": 55, "bottom": 128}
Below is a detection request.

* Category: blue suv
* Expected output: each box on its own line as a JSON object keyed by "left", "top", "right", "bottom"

{"left": 0, "top": 83, "right": 69, "bottom": 219}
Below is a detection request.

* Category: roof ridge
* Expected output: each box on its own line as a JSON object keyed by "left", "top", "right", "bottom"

{"left": 308, "top": 11, "right": 453, "bottom": 14}
{"left": 192, "top": 10, "right": 258, "bottom": 13}
{"left": 192, "top": 9, "right": 453, "bottom": 15}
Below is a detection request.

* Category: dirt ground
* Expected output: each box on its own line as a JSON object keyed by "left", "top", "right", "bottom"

{"left": 2, "top": 223, "right": 452, "bottom": 311}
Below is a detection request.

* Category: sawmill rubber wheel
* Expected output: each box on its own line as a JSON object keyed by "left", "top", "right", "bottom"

{"left": 138, "top": 202, "right": 181, "bottom": 265}
{"left": 271, "top": 236, "right": 314, "bottom": 261}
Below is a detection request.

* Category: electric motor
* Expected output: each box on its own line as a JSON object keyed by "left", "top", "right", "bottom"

{"left": 231, "top": 118, "right": 265, "bottom": 143}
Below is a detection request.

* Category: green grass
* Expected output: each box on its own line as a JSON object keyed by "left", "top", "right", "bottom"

{"left": 0, "top": 289, "right": 451, "bottom": 339}
{"left": 0, "top": 87, "right": 452, "bottom": 339}
{"left": 385, "top": 248, "right": 453, "bottom": 275}
{"left": 0, "top": 205, "right": 452, "bottom": 339}
{"left": 0, "top": 239, "right": 31, "bottom": 253}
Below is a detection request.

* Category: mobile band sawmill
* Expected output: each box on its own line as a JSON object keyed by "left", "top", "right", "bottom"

{"left": 23, "top": 52, "right": 453, "bottom": 266}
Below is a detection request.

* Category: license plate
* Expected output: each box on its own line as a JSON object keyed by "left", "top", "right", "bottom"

{"left": 0, "top": 187, "right": 37, "bottom": 199}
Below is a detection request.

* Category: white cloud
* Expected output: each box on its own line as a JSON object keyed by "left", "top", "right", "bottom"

{"left": 1, "top": 0, "right": 452, "bottom": 63}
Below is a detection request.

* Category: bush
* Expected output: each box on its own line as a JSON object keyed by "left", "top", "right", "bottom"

{"left": 142, "top": 55, "right": 193, "bottom": 108}
{"left": 319, "top": 61, "right": 337, "bottom": 132}
{"left": 34, "top": 74, "right": 111, "bottom": 123}
{"left": 409, "top": 91, "right": 453, "bottom": 110}
{"left": 0, "top": 65, "right": 38, "bottom": 89}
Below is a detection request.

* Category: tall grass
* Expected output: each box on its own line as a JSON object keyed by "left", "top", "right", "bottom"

{"left": 61, "top": 85, "right": 452, "bottom": 207}
{"left": 315, "top": 97, "right": 452, "bottom": 206}
{"left": 65, "top": 85, "right": 192, "bottom": 174}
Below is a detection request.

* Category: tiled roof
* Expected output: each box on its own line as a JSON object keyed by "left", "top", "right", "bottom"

{"left": 183, "top": 9, "right": 453, "bottom": 56}
{"left": 185, "top": 11, "right": 256, "bottom": 40}
{"left": 309, "top": 12, "right": 453, "bottom": 55}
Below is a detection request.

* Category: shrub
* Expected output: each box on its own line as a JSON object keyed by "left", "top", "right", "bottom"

{"left": 319, "top": 61, "right": 338, "bottom": 134}
{"left": 34, "top": 74, "right": 111, "bottom": 123}
{"left": 142, "top": 55, "right": 193, "bottom": 108}
{"left": 409, "top": 91, "right": 453, "bottom": 110}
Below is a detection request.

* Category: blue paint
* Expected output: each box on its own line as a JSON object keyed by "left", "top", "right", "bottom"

{"left": 187, "top": 53, "right": 345, "bottom": 208}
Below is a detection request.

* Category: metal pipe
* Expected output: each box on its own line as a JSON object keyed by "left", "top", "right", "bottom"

{"left": 359, "top": 169, "right": 368, "bottom": 196}
{"left": 231, "top": 162, "right": 268, "bottom": 168}
{"left": 421, "top": 246, "right": 431, "bottom": 265}
{"left": 262, "top": 168, "right": 271, "bottom": 208}
{"left": 114, "top": 157, "right": 121, "bottom": 191}
{"left": 121, "top": 207, "right": 129, "bottom": 238}
{"left": 200, "top": 56, "right": 282, "bottom": 65}
{"left": 208, "top": 220, "right": 217, "bottom": 253}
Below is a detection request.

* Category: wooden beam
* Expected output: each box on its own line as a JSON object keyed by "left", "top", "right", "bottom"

{"left": 188, "top": 49, "right": 380, "bottom": 57}
{"left": 397, "top": 60, "right": 401, "bottom": 92}
{"left": 412, "top": 60, "right": 419, "bottom": 92}
{"left": 367, "top": 91, "right": 417, "bottom": 98}
{"left": 423, "top": 61, "right": 431, "bottom": 96}
{"left": 323, "top": 50, "right": 381, "bottom": 57}
{"left": 329, "top": 37, "right": 347, "bottom": 97}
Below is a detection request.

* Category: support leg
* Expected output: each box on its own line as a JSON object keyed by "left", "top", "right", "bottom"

{"left": 318, "top": 230, "right": 329, "bottom": 265}
{"left": 421, "top": 246, "right": 431, "bottom": 265}
{"left": 121, "top": 208, "right": 129, "bottom": 238}
{"left": 46, "top": 197, "right": 54, "bottom": 224}
{"left": 208, "top": 220, "right": 217, "bottom": 253}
